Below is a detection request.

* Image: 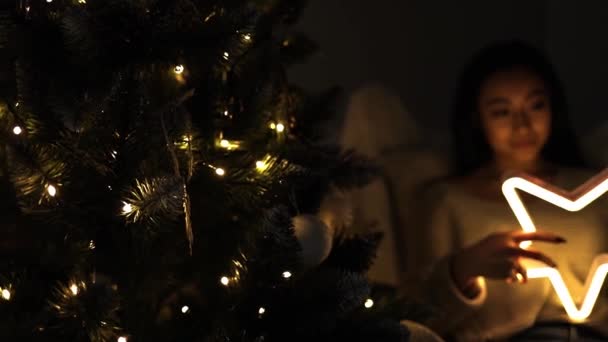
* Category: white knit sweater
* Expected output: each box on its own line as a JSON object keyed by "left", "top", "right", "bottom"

{"left": 415, "top": 168, "right": 608, "bottom": 341}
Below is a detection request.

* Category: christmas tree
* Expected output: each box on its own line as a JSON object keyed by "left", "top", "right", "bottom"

{"left": 0, "top": 1, "right": 418, "bottom": 341}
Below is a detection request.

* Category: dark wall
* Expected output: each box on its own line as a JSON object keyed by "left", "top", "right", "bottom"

{"left": 289, "top": 1, "right": 608, "bottom": 152}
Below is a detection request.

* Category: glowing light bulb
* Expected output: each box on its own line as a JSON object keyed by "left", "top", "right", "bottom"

{"left": 174, "top": 65, "right": 184, "bottom": 74}
{"left": 70, "top": 284, "right": 79, "bottom": 296}
{"left": 282, "top": 271, "right": 292, "bottom": 279}
{"left": 275, "top": 123, "right": 285, "bottom": 132}
{"left": 258, "top": 307, "right": 266, "bottom": 315}
{"left": 256, "top": 160, "right": 267, "bottom": 171}
{"left": 15, "top": 102, "right": 19, "bottom": 107}
{"left": 46, "top": 184, "right": 57, "bottom": 197}
{"left": 364, "top": 298, "right": 374, "bottom": 308}
{"left": 215, "top": 168, "right": 225, "bottom": 176}
{"left": 243, "top": 34, "right": 252, "bottom": 41}
{"left": 269, "top": 122, "right": 276, "bottom": 130}
{"left": 1, "top": 288, "right": 11, "bottom": 300}
{"left": 181, "top": 305, "right": 189, "bottom": 313}
{"left": 220, "top": 276, "right": 229, "bottom": 286}
{"left": 223, "top": 110, "right": 229, "bottom": 116}
{"left": 46, "top": 0, "right": 52, "bottom": 3}
{"left": 89, "top": 240, "right": 96, "bottom": 250}
{"left": 122, "top": 202, "right": 133, "bottom": 214}
{"left": 117, "top": 337, "right": 127, "bottom": 342}
{"left": 223, "top": 52, "right": 230, "bottom": 60}
{"left": 220, "top": 139, "right": 230, "bottom": 148}
{"left": 12, "top": 126, "right": 22, "bottom": 135}
{"left": 78, "top": 0, "right": 86, "bottom": 3}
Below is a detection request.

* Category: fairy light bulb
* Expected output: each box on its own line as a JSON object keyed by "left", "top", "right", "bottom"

{"left": 78, "top": 0, "right": 86, "bottom": 3}
{"left": 220, "top": 276, "right": 229, "bottom": 286}
{"left": 275, "top": 123, "right": 285, "bottom": 133}
{"left": 258, "top": 307, "right": 266, "bottom": 315}
{"left": 46, "top": 184, "right": 57, "bottom": 197}
{"left": 117, "top": 337, "right": 127, "bottom": 342}
{"left": 46, "top": 0, "right": 52, "bottom": 2}
{"left": 69, "top": 283, "right": 79, "bottom": 296}
{"left": 220, "top": 139, "right": 230, "bottom": 148}
{"left": 1, "top": 288, "right": 11, "bottom": 300}
{"left": 215, "top": 168, "right": 225, "bottom": 176}
{"left": 181, "top": 305, "right": 189, "bottom": 314}
{"left": 223, "top": 110, "right": 229, "bottom": 116}
{"left": 243, "top": 34, "right": 252, "bottom": 41}
{"left": 282, "top": 271, "right": 292, "bottom": 279}
{"left": 12, "top": 126, "right": 22, "bottom": 135}
{"left": 122, "top": 202, "right": 133, "bottom": 214}
{"left": 15, "top": 102, "right": 19, "bottom": 107}
{"left": 269, "top": 122, "right": 276, "bottom": 130}
{"left": 364, "top": 298, "right": 374, "bottom": 309}
{"left": 256, "top": 160, "right": 267, "bottom": 171}
{"left": 174, "top": 65, "right": 185, "bottom": 74}
{"left": 223, "top": 52, "right": 230, "bottom": 60}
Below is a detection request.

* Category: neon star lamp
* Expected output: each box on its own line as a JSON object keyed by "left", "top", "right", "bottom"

{"left": 502, "top": 169, "right": 608, "bottom": 321}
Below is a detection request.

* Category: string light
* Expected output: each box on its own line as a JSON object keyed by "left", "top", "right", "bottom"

{"left": 275, "top": 123, "right": 285, "bottom": 133}
{"left": 282, "top": 271, "right": 292, "bottom": 279}
{"left": 78, "top": 0, "right": 86, "bottom": 3}
{"left": 181, "top": 305, "right": 189, "bottom": 314}
{"left": 69, "top": 284, "right": 79, "bottom": 296}
{"left": 243, "top": 34, "right": 252, "bottom": 41}
{"left": 46, "top": 0, "right": 53, "bottom": 3}
{"left": 15, "top": 102, "right": 19, "bottom": 107}
{"left": 12, "top": 126, "right": 22, "bottom": 135}
{"left": 88, "top": 240, "right": 96, "bottom": 250}
{"left": 117, "top": 337, "right": 127, "bottom": 342}
{"left": 364, "top": 298, "right": 374, "bottom": 309}
{"left": 1, "top": 288, "right": 11, "bottom": 301}
{"left": 269, "top": 122, "right": 276, "bottom": 130}
{"left": 174, "top": 65, "right": 185, "bottom": 74}
{"left": 215, "top": 168, "right": 226, "bottom": 176}
{"left": 258, "top": 307, "right": 266, "bottom": 315}
{"left": 46, "top": 184, "right": 57, "bottom": 197}
{"left": 256, "top": 160, "right": 267, "bottom": 171}
{"left": 223, "top": 110, "right": 229, "bottom": 116}
{"left": 223, "top": 52, "right": 230, "bottom": 60}
{"left": 220, "top": 276, "right": 230, "bottom": 286}
{"left": 122, "top": 202, "right": 133, "bottom": 214}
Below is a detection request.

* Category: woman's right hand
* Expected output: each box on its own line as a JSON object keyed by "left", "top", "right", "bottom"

{"left": 451, "top": 231, "right": 566, "bottom": 296}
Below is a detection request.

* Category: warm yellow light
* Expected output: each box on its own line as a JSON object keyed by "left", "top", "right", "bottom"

{"left": 223, "top": 110, "right": 229, "bottom": 116}
{"left": 220, "top": 276, "right": 229, "bottom": 286}
{"left": 46, "top": 184, "right": 57, "bottom": 197}
{"left": 89, "top": 240, "right": 96, "bottom": 250}
{"left": 1, "top": 288, "right": 11, "bottom": 300}
{"left": 243, "top": 34, "right": 252, "bottom": 41}
{"left": 69, "top": 284, "right": 79, "bottom": 296}
{"left": 215, "top": 168, "right": 225, "bottom": 176}
{"left": 46, "top": 0, "right": 52, "bottom": 2}
{"left": 122, "top": 202, "right": 133, "bottom": 214}
{"left": 15, "top": 102, "right": 19, "bottom": 107}
{"left": 78, "top": 0, "right": 86, "bottom": 3}
{"left": 12, "top": 126, "right": 22, "bottom": 135}
{"left": 174, "top": 65, "right": 185, "bottom": 74}
{"left": 275, "top": 123, "right": 285, "bottom": 132}
{"left": 117, "top": 337, "right": 127, "bottom": 342}
{"left": 364, "top": 298, "right": 374, "bottom": 308}
{"left": 282, "top": 271, "right": 292, "bottom": 279}
{"left": 258, "top": 307, "right": 266, "bottom": 315}
{"left": 223, "top": 52, "right": 230, "bottom": 60}
{"left": 269, "top": 122, "right": 276, "bottom": 130}
{"left": 256, "top": 160, "right": 267, "bottom": 171}
{"left": 181, "top": 305, "right": 189, "bottom": 314}
{"left": 220, "top": 139, "right": 230, "bottom": 148}
{"left": 502, "top": 169, "right": 608, "bottom": 321}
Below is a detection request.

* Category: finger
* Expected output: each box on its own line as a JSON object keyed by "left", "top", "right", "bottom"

{"left": 513, "top": 260, "right": 528, "bottom": 284}
{"left": 510, "top": 248, "right": 558, "bottom": 268}
{"left": 513, "top": 231, "right": 566, "bottom": 244}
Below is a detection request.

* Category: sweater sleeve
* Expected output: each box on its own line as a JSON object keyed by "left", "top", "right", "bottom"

{"left": 416, "top": 185, "right": 487, "bottom": 334}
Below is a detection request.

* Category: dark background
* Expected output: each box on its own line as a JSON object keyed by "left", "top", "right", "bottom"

{"left": 289, "top": 1, "right": 608, "bottom": 160}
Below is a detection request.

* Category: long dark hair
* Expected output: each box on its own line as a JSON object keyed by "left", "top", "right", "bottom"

{"left": 450, "top": 40, "right": 586, "bottom": 176}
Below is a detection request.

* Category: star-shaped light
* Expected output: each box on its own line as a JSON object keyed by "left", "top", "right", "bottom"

{"left": 502, "top": 169, "right": 608, "bottom": 321}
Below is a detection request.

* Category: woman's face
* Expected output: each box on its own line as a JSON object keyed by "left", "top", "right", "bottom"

{"left": 477, "top": 67, "right": 551, "bottom": 168}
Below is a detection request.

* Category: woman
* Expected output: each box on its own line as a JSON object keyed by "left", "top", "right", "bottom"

{"left": 416, "top": 41, "right": 608, "bottom": 341}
